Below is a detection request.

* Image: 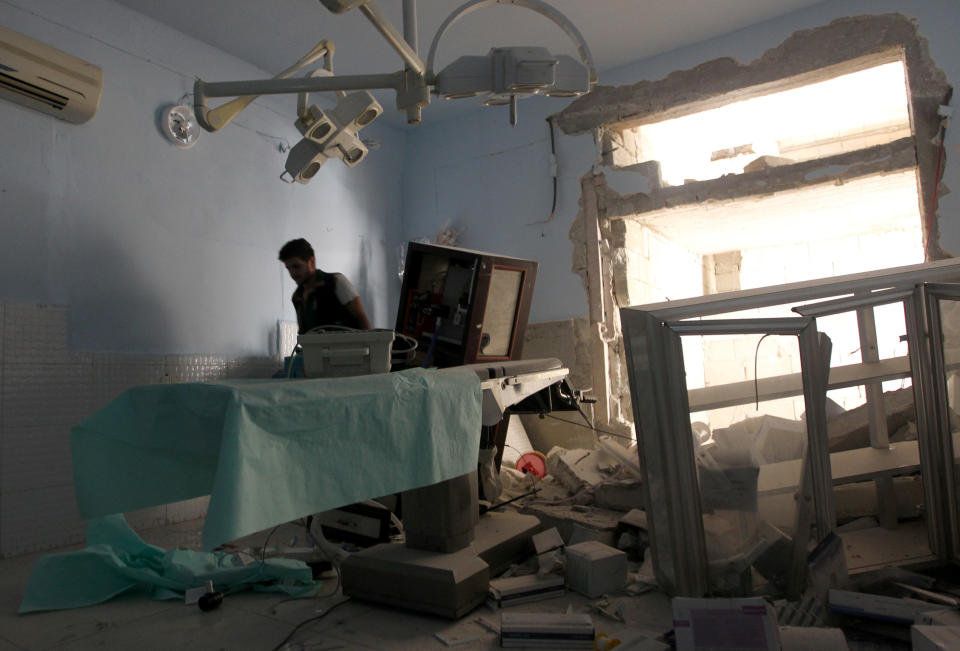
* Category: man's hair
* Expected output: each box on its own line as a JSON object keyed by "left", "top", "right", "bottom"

{"left": 278, "top": 238, "right": 314, "bottom": 261}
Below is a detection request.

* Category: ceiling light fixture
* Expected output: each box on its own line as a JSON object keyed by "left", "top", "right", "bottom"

{"left": 192, "top": 0, "right": 596, "bottom": 182}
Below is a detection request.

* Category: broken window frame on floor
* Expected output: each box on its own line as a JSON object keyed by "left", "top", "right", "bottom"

{"left": 620, "top": 258, "right": 960, "bottom": 598}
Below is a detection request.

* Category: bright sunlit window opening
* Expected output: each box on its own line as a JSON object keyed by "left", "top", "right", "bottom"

{"left": 629, "top": 60, "right": 912, "bottom": 186}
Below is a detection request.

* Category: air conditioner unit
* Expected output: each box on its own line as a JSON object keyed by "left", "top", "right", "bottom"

{"left": 0, "top": 24, "right": 103, "bottom": 124}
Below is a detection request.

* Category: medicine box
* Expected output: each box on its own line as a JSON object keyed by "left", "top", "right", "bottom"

{"left": 565, "top": 540, "right": 627, "bottom": 598}
{"left": 500, "top": 612, "right": 594, "bottom": 648}
{"left": 298, "top": 329, "right": 395, "bottom": 378}
{"left": 672, "top": 597, "right": 781, "bottom": 651}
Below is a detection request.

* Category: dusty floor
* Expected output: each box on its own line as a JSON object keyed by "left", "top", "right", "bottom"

{"left": 0, "top": 514, "right": 927, "bottom": 650}
{"left": 0, "top": 518, "right": 675, "bottom": 650}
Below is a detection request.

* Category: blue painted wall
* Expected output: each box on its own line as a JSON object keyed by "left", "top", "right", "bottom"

{"left": 2, "top": 0, "right": 958, "bottom": 354}
{"left": 403, "top": 0, "right": 960, "bottom": 323}
{"left": 0, "top": 0, "right": 405, "bottom": 355}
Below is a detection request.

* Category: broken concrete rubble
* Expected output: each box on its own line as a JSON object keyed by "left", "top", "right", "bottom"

{"left": 594, "top": 478, "right": 644, "bottom": 512}
{"left": 828, "top": 386, "right": 916, "bottom": 452}
{"left": 545, "top": 447, "right": 608, "bottom": 493}
{"left": 520, "top": 502, "right": 623, "bottom": 547}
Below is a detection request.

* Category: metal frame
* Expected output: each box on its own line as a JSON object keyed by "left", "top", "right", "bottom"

{"left": 634, "top": 258, "right": 960, "bottom": 321}
{"left": 922, "top": 283, "right": 960, "bottom": 560}
{"left": 621, "top": 260, "right": 960, "bottom": 597}
{"left": 621, "top": 313, "right": 830, "bottom": 596}
{"left": 798, "top": 287, "right": 942, "bottom": 538}
{"left": 621, "top": 308, "right": 708, "bottom": 596}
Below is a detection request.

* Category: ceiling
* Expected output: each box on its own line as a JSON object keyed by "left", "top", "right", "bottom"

{"left": 115, "top": 0, "right": 828, "bottom": 126}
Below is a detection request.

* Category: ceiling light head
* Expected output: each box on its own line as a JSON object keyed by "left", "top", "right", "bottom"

{"left": 323, "top": 130, "right": 369, "bottom": 167}
{"left": 282, "top": 138, "right": 329, "bottom": 184}
{"left": 435, "top": 46, "right": 591, "bottom": 124}
{"left": 332, "top": 91, "right": 383, "bottom": 130}
{"left": 491, "top": 47, "right": 556, "bottom": 95}
{"left": 544, "top": 55, "right": 591, "bottom": 98}
{"left": 295, "top": 105, "right": 337, "bottom": 144}
{"left": 435, "top": 55, "right": 492, "bottom": 100}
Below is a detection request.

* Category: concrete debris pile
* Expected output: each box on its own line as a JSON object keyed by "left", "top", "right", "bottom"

{"left": 489, "top": 432, "right": 960, "bottom": 650}
{"left": 504, "top": 442, "right": 649, "bottom": 563}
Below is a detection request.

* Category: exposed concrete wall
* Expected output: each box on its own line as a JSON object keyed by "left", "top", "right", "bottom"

{"left": 520, "top": 318, "right": 599, "bottom": 451}
{"left": 561, "top": 13, "right": 951, "bottom": 258}
{"left": 558, "top": 13, "right": 951, "bottom": 435}
{"left": 703, "top": 250, "right": 744, "bottom": 297}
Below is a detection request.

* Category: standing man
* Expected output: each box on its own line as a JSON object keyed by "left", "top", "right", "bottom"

{"left": 279, "top": 238, "right": 371, "bottom": 333}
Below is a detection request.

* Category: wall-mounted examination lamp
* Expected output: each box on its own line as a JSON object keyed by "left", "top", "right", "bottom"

{"left": 192, "top": 0, "right": 596, "bottom": 181}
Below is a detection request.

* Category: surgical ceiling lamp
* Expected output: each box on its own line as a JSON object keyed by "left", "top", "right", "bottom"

{"left": 192, "top": 0, "right": 597, "bottom": 183}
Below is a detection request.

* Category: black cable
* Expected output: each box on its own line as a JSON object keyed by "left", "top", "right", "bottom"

{"left": 542, "top": 412, "right": 635, "bottom": 442}
{"left": 260, "top": 525, "right": 282, "bottom": 564}
{"left": 271, "top": 598, "right": 352, "bottom": 651}
{"left": 480, "top": 487, "right": 541, "bottom": 514}
{"left": 528, "top": 115, "right": 559, "bottom": 226}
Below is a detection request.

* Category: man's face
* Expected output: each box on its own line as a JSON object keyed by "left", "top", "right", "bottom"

{"left": 283, "top": 256, "right": 316, "bottom": 286}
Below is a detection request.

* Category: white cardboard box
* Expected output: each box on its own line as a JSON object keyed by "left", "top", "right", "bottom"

{"left": 565, "top": 540, "right": 627, "bottom": 598}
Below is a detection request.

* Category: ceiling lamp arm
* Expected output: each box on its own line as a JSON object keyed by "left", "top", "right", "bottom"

{"left": 297, "top": 68, "right": 347, "bottom": 120}
{"left": 195, "top": 39, "right": 335, "bottom": 132}
{"left": 356, "top": 0, "right": 426, "bottom": 76}
{"left": 425, "top": 0, "right": 597, "bottom": 83}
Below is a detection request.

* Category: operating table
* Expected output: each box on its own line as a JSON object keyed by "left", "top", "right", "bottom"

{"left": 71, "top": 358, "right": 572, "bottom": 554}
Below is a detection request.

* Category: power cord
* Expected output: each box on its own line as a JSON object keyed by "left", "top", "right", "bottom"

{"left": 259, "top": 525, "right": 282, "bottom": 563}
{"left": 542, "top": 412, "right": 635, "bottom": 442}
{"left": 271, "top": 597, "right": 352, "bottom": 651}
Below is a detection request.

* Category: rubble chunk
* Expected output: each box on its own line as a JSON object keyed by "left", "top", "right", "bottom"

{"left": 545, "top": 447, "right": 610, "bottom": 493}
{"left": 520, "top": 502, "right": 622, "bottom": 546}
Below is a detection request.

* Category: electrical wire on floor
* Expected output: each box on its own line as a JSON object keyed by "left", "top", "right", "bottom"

{"left": 542, "top": 412, "right": 635, "bottom": 442}
{"left": 271, "top": 597, "right": 352, "bottom": 651}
